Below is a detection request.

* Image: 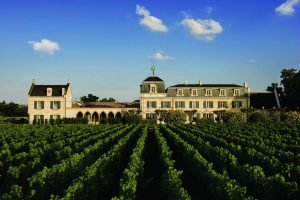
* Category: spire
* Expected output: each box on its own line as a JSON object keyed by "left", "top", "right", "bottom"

{"left": 150, "top": 59, "right": 156, "bottom": 76}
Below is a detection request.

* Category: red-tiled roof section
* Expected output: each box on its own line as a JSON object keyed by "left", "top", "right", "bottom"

{"left": 82, "top": 102, "right": 140, "bottom": 108}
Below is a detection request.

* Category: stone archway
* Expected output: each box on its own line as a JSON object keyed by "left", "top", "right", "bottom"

{"left": 108, "top": 112, "right": 114, "bottom": 119}
{"left": 116, "top": 112, "right": 122, "bottom": 119}
{"left": 100, "top": 112, "right": 106, "bottom": 119}
{"left": 92, "top": 112, "right": 99, "bottom": 122}
{"left": 77, "top": 112, "right": 83, "bottom": 119}
{"left": 84, "top": 112, "right": 91, "bottom": 122}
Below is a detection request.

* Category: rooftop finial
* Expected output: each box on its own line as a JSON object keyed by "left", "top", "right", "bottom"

{"left": 32, "top": 78, "right": 35, "bottom": 84}
{"left": 68, "top": 79, "right": 70, "bottom": 84}
{"left": 150, "top": 59, "right": 156, "bottom": 76}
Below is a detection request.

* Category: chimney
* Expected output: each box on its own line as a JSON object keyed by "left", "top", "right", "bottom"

{"left": 244, "top": 82, "right": 248, "bottom": 87}
{"left": 184, "top": 81, "right": 188, "bottom": 85}
{"left": 199, "top": 80, "right": 202, "bottom": 85}
{"left": 47, "top": 88, "right": 52, "bottom": 96}
{"left": 62, "top": 88, "right": 65, "bottom": 96}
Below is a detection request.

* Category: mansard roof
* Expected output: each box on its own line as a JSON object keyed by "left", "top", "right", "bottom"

{"left": 143, "top": 76, "right": 164, "bottom": 82}
{"left": 82, "top": 102, "right": 140, "bottom": 108}
{"left": 28, "top": 83, "right": 70, "bottom": 96}
{"left": 168, "top": 83, "right": 244, "bottom": 88}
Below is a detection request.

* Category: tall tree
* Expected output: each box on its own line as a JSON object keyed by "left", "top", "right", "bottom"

{"left": 80, "top": 94, "right": 99, "bottom": 103}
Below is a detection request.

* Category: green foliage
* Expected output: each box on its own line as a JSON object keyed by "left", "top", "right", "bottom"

{"left": 223, "top": 111, "right": 247, "bottom": 123}
{"left": 0, "top": 122, "right": 299, "bottom": 199}
{"left": 0, "top": 101, "right": 28, "bottom": 117}
{"left": 79, "top": 94, "right": 99, "bottom": 103}
{"left": 163, "top": 110, "right": 186, "bottom": 123}
{"left": 248, "top": 111, "right": 270, "bottom": 123}
{"left": 283, "top": 111, "right": 300, "bottom": 122}
{"left": 121, "top": 110, "right": 143, "bottom": 124}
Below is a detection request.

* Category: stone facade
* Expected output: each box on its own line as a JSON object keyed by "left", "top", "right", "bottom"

{"left": 27, "top": 75, "right": 250, "bottom": 123}
{"left": 140, "top": 76, "right": 250, "bottom": 120}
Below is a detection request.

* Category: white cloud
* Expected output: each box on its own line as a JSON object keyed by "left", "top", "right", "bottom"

{"left": 206, "top": 6, "right": 214, "bottom": 14}
{"left": 275, "top": 0, "right": 300, "bottom": 16}
{"left": 28, "top": 39, "right": 60, "bottom": 54}
{"left": 150, "top": 51, "right": 174, "bottom": 61}
{"left": 249, "top": 58, "right": 256, "bottom": 63}
{"left": 181, "top": 18, "right": 223, "bottom": 41}
{"left": 136, "top": 5, "right": 168, "bottom": 32}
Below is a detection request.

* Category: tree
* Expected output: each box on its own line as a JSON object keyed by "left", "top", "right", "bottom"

{"left": 184, "top": 110, "right": 197, "bottom": 122}
{"left": 280, "top": 68, "right": 300, "bottom": 108}
{"left": 80, "top": 94, "right": 99, "bottom": 103}
{"left": 99, "top": 97, "right": 116, "bottom": 102}
{"left": 163, "top": 110, "right": 186, "bottom": 123}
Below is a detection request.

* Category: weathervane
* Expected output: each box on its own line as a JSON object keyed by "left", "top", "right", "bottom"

{"left": 150, "top": 59, "right": 156, "bottom": 76}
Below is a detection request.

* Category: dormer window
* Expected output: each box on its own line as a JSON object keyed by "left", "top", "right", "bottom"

{"left": 47, "top": 88, "right": 52, "bottom": 96}
{"left": 149, "top": 84, "right": 157, "bottom": 93}
{"left": 205, "top": 89, "right": 212, "bottom": 96}
{"left": 177, "top": 89, "right": 183, "bottom": 96}
{"left": 191, "top": 89, "right": 197, "bottom": 96}
{"left": 233, "top": 89, "right": 240, "bottom": 96}
{"left": 219, "top": 89, "right": 226, "bottom": 96}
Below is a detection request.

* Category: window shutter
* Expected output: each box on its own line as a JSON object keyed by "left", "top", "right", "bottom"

{"left": 147, "top": 101, "right": 150, "bottom": 108}
{"left": 203, "top": 101, "right": 206, "bottom": 108}
{"left": 34, "top": 101, "right": 37, "bottom": 109}
{"left": 50, "top": 115, "right": 53, "bottom": 119}
{"left": 239, "top": 102, "right": 242, "bottom": 108}
{"left": 225, "top": 102, "right": 228, "bottom": 108}
{"left": 218, "top": 101, "right": 221, "bottom": 108}
{"left": 196, "top": 101, "right": 199, "bottom": 108}
{"left": 41, "top": 115, "right": 44, "bottom": 121}
{"left": 210, "top": 102, "right": 213, "bottom": 108}
{"left": 50, "top": 101, "right": 53, "bottom": 109}
{"left": 58, "top": 101, "right": 61, "bottom": 109}
{"left": 189, "top": 101, "right": 192, "bottom": 108}
{"left": 41, "top": 101, "right": 44, "bottom": 109}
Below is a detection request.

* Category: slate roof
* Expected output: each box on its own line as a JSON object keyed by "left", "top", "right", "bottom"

{"left": 143, "top": 76, "right": 164, "bottom": 82}
{"left": 28, "top": 83, "right": 70, "bottom": 96}
{"left": 168, "top": 83, "right": 243, "bottom": 88}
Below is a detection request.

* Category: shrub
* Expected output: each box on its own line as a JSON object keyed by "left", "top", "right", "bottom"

{"left": 248, "top": 111, "right": 270, "bottom": 123}
{"left": 163, "top": 110, "right": 186, "bottom": 123}
{"left": 283, "top": 111, "right": 300, "bottom": 122}
{"left": 195, "top": 118, "right": 214, "bottom": 124}
{"left": 269, "top": 111, "right": 281, "bottom": 122}
{"left": 223, "top": 111, "right": 246, "bottom": 123}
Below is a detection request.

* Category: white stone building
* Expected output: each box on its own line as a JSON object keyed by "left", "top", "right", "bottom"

{"left": 139, "top": 76, "right": 250, "bottom": 121}
{"left": 28, "top": 74, "right": 250, "bottom": 124}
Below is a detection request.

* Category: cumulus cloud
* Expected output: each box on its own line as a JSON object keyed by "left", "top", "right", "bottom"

{"left": 275, "top": 0, "right": 300, "bottom": 16}
{"left": 181, "top": 17, "right": 223, "bottom": 41}
{"left": 136, "top": 5, "right": 168, "bottom": 32}
{"left": 28, "top": 39, "right": 60, "bottom": 54}
{"left": 150, "top": 51, "right": 174, "bottom": 61}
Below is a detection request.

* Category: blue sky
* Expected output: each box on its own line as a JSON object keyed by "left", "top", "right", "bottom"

{"left": 0, "top": 0, "right": 299, "bottom": 103}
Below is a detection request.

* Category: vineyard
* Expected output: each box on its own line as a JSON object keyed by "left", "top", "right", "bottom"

{"left": 0, "top": 123, "right": 299, "bottom": 200}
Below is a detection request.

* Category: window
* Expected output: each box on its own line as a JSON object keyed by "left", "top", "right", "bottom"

{"left": 191, "top": 89, "right": 197, "bottom": 96}
{"left": 203, "top": 101, "right": 213, "bottom": 108}
{"left": 189, "top": 101, "right": 199, "bottom": 108}
{"left": 203, "top": 113, "right": 214, "bottom": 119}
{"left": 232, "top": 101, "right": 242, "bottom": 108}
{"left": 150, "top": 84, "right": 157, "bottom": 93}
{"left": 177, "top": 89, "right": 184, "bottom": 96}
{"left": 218, "top": 101, "right": 228, "bottom": 108}
{"left": 233, "top": 89, "right": 240, "bottom": 96}
{"left": 161, "top": 101, "right": 171, "bottom": 108}
{"left": 50, "top": 115, "right": 60, "bottom": 120}
{"left": 219, "top": 89, "right": 226, "bottom": 96}
{"left": 34, "top": 115, "right": 44, "bottom": 123}
{"left": 205, "top": 89, "right": 212, "bottom": 96}
{"left": 50, "top": 101, "right": 61, "bottom": 109}
{"left": 34, "top": 101, "right": 44, "bottom": 109}
{"left": 146, "top": 113, "right": 157, "bottom": 120}
{"left": 175, "top": 101, "right": 185, "bottom": 108}
{"left": 147, "top": 101, "right": 157, "bottom": 108}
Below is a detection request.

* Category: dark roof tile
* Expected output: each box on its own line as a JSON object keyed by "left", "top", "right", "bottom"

{"left": 28, "top": 84, "right": 70, "bottom": 96}
{"left": 143, "top": 76, "right": 163, "bottom": 82}
{"left": 168, "top": 83, "right": 243, "bottom": 88}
